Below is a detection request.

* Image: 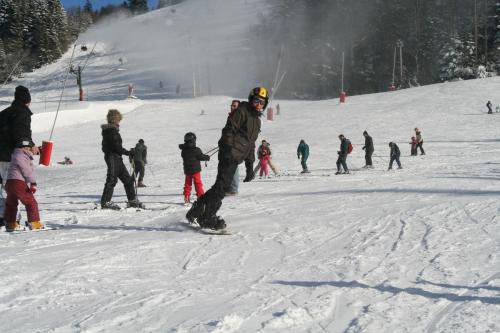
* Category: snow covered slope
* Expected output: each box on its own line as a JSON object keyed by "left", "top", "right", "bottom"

{"left": 0, "top": 0, "right": 499, "bottom": 331}
{"left": 1, "top": 76, "right": 500, "bottom": 332}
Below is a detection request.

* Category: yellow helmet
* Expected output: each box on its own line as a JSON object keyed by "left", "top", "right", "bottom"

{"left": 248, "top": 87, "right": 269, "bottom": 109}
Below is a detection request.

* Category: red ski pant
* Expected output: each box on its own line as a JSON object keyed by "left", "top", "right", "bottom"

{"left": 4, "top": 179, "right": 40, "bottom": 223}
{"left": 184, "top": 172, "right": 204, "bottom": 200}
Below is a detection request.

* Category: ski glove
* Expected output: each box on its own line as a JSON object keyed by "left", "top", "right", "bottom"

{"left": 243, "top": 170, "right": 255, "bottom": 183}
{"left": 27, "top": 183, "right": 37, "bottom": 194}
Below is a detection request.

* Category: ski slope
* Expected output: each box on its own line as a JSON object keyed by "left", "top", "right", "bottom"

{"left": 0, "top": 0, "right": 499, "bottom": 331}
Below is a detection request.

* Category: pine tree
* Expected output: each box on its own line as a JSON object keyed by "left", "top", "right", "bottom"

{"left": 128, "top": 0, "right": 148, "bottom": 15}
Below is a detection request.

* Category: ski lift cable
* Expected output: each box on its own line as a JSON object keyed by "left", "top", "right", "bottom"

{"left": 49, "top": 44, "right": 77, "bottom": 141}
{"left": 80, "top": 42, "right": 98, "bottom": 72}
{"left": 1, "top": 54, "right": 27, "bottom": 89}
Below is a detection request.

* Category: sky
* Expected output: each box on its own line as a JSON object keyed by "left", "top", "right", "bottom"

{"left": 61, "top": 0, "right": 157, "bottom": 10}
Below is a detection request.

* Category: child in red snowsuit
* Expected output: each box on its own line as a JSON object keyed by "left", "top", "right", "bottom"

{"left": 410, "top": 136, "right": 418, "bottom": 156}
{"left": 179, "top": 132, "right": 210, "bottom": 203}
{"left": 4, "top": 141, "right": 43, "bottom": 231}
{"left": 258, "top": 145, "right": 271, "bottom": 178}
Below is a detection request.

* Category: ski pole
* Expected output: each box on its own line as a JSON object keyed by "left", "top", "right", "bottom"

{"left": 204, "top": 146, "right": 219, "bottom": 155}
{"left": 208, "top": 148, "right": 219, "bottom": 157}
{"left": 131, "top": 159, "right": 138, "bottom": 200}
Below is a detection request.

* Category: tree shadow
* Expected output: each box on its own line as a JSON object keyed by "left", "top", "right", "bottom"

{"left": 272, "top": 280, "right": 500, "bottom": 305}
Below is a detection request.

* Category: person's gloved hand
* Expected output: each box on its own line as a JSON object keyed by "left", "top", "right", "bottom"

{"left": 27, "top": 183, "right": 37, "bottom": 194}
{"left": 362, "top": 146, "right": 366, "bottom": 151}
{"left": 128, "top": 150, "right": 135, "bottom": 158}
{"left": 206, "top": 155, "right": 211, "bottom": 161}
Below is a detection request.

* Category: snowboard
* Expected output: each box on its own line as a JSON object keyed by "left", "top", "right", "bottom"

{"left": 1, "top": 223, "right": 58, "bottom": 234}
{"left": 185, "top": 221, "right": 231, "bottom": 235}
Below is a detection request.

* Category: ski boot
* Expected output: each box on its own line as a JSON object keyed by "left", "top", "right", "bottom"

{"left": 344, "top": 170, "right": 350, "bottom": 174}
{"left": 186, "top": 199, "right": 206, "bottom": 224}
{"left": 335, "top": 171, "right": 342, "bottom": 175}
{"left": 101, "top": 201, "right": 121, "bottom": 210}
{"left": 5, "top": 221, "right": 22, "bottom": 232}
{"left": 27, "top": 221, "right": 44, "bottom": 230}
{"left": 127, "top": 199, "right": 145, "bottom": 209}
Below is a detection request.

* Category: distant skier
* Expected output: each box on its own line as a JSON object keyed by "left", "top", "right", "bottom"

{"left": 415, "top": 128, "right": 425, "bottom": 155}
{"left": 388, "top": 142, "right": 402, "bottom": 170}
{"left": 132, "top": 139, "right": 148, "bottom": 187}
{"left": 297, "top": 139, "right": 309, "bottom": 173}
{"left": 186, "top": 87, "right": 269, "bottom": 230}
{"left": 409, "top": 136, "right": 418, "bottom": 156}
{"left": 362, "top": 130, "right": 374, "bottom": 168}
{"left": 179, "top": 132, "right": 210, "bottom": 204}
{"left": 258, "top": 140, "right": 271, "bottom": 178}
{"left": 0, "top": 86, "right": 38, "bottom": 228}
{"left": 4, "top": 139, "right": 43, "bottom": 231}
{"left": 100, "top": 109, "right": 144, "bottom": 210}
{"left": 57, "top": 156, "right": 73, "bottom": 165}
{"left": 335, "top": 134, "right": 351, "bottom": 175}
{"left": 487, "top": 101, "right": 493, "bottom": 114}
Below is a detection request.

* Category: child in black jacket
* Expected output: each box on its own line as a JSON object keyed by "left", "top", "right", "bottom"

{"left": 179, "top": 132, "right": 210, "bottom": 203}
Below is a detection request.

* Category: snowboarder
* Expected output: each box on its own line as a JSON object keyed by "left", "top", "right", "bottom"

{"left": 227, "top": 100, "right": 241, "bottom": 196}
{"left": 186, "top": 87, "right": 269, "bottom": 230}
{"left": 258, "top": 141, "right": 271, "bottom": 178}
{"left": 362, "top": 130, "right": 374, "bottom": 168}
{"left": 409, "top": 136, "right": 418, "bottom": 156}
{"left": 100, "top": 109, "right": 144, "bottom": 210}
{"left": 415, "top": 128, "right": 425, "bottom": 155}
{"left": 132, "top": 139, "right": 148, "bottom": 187}
{"left": 179, "top": 132, "right": 210, "bottom": 204}
{"left": 335, "top": 134, "right": 350, "bottom": 175}
{"left": 57, "top": 156, "right": 73, "bottom": 165}
{"left": 4, "top": 140, "right": 43, "bottom": 232}
{"left": 297, "top": 139, "right": 309, "bottom": 173}
{"left": 0, "top": 86, "right": 38, "bottom": 228}
{"left": 388, "top": 142, "right": 402, "bottom": 170}
{"left": 487, "top": 101, "right": 493, "bottom": 114}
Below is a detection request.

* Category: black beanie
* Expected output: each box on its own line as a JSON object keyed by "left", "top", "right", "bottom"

{"left": 15, "top": 85, "right": 31, "bottom": 104}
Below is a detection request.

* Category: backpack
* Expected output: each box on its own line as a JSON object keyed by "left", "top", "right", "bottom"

{"left": 347, "top": 140, "right": 353, "bottom": 154}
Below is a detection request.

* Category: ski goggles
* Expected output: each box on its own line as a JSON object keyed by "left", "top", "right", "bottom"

{"left": 252, "top": 98, "right": 266, "bottom": 106}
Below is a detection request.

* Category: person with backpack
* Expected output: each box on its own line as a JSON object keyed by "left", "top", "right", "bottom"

{"left": 335, "top": 134, "right": 351, "bottom": 175}
{"left": 0, "top": 86, "right": 37, "bottom": 228}
{"left": 179, "top": 132, "right": 210, "bottom": 204}
{"left": 4, "top": 139, "right": 43, "bottom": 231}
{"left": 186, "top": 87, "right": 268, "bottom": 230}
{"left": 100, "top": 109, "right": 144, "bottom": 210}
{"left": 362, "top": 130, "right": 374, "bottom": 168}
{"left": 388, "top": 142, "right": 402, "bottom": 170}
{"left": 131, "top": 139, "right": 148, "bottom": 187}
{"left": 297, "top": 139, "right": 309, "bottom": 173}
{"left": 415, "top": 128, "right": 425, "bottom": 155}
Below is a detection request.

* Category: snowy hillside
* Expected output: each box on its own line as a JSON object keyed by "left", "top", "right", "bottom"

{"left": 1, "top": 0, "right": 500, "bottom": 331}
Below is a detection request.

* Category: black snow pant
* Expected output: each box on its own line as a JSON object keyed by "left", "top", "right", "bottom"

{"left": 417, "top": 142, "right": 425, "bottom": 155}
{"left": 389, "top": 155, "right": 402, "bottom": 169}
{"left": 411, "top": 144, "right": 417, "bottom": 156}
{"left": 301, "top": 158, "right": 308, "bottom": 171}
{"left": 101, "top": 154, "right": 136, "bottom": 205}
{"left": 365, "top": 150, "right": 373, "bottom": 166}
{"left": 133, "top": 160, "right": 145, "bottom": 182}
{"left": 197, "top": 151, "right": 239, "bottom": 218}
{"left": 336, "top": 154, "right": 348, "bottom": 172}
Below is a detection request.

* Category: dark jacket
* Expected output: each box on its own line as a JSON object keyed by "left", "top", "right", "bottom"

{"left": 179, "top": 141, "right": 210, "bottom": 175}
{"left": 390, "top": 143, "right": 401, "bottom": 157}
{"left": 218, "top": 101, "right": 261, "bottom": 164}
{"left": 339, "top": 138, "right": 349, "bottom": 156}
{"left": 297, "top": 142, "right": 309, "bottom": 160}
{"left": 101, "top": 124, "right": 130, "bottom": 157}
{"left": 363, "top": 135, "right": 374, "bottom": 153}
{"left": 0, "top": 101, "right": 34, "bottom": 162}
{"left": 134, "top": 142, "right": 147, "bottom": 163}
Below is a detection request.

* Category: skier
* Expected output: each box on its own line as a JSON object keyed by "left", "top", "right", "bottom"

{"left": 254, "top": 140, "right": 279, "bottom": 176}
{"left": 179, "top": 132, "right": 210, "bottom": 204}
{"left": 415, "top": 128, "right": 425, "bottom": 155}
{"left": 409, "top": 136, "right": 418, "bottom": 156}
{"left": 487, "top": 101, "right": 493, "bottom": 114}
{"left": 335, "top": 134, "right": 350, "bottom": 175}
{"left": 0, "top": 86, "right": 37, "bottom": 228}
{"left": 227, "top": 100, "right": 241, "bottom": 196}
{"left": 388, "top": 142, "right": 402, "bottom": 170}
{"left": 132, "top": 139, "right": 148, "bottom": 187}
{"left": 186, "top": 87, "right": 269, "bottom": 230}
{"left": 297, "top": 139, "right": 309, "bottom": 173}
{"left": 4, "top": 139, "right": 43, "bottom": 231}
{"left": 100, "top": 109, "right": 144, "bottom": 210}
{"left": 362, "top": 130, "right": 374, "bottom": 168}
{"left": 57, "top": 156, "right": 73, "bottom": 165}
{"left": 258, "top": 141, "right": 271, "bottom": 178}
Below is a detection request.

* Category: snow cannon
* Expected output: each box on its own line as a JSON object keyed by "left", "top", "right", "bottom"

{"left": 267, "top": 107, "right": 274, "bottom": 121}
{"left": 39, "top": 141, "right": 54, "bottom": 166}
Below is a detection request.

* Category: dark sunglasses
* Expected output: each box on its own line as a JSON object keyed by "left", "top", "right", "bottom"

{"left": 252, "top": 98, "right": 265, "bottom": 106}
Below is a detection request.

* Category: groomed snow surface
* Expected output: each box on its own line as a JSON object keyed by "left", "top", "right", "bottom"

{"left": 1, "top": 77, "right": 500, "bottom": 332}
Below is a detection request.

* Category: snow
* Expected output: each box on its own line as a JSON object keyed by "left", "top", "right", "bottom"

{"left": 1, "top": 1, "right": 500, "bottom": 332}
